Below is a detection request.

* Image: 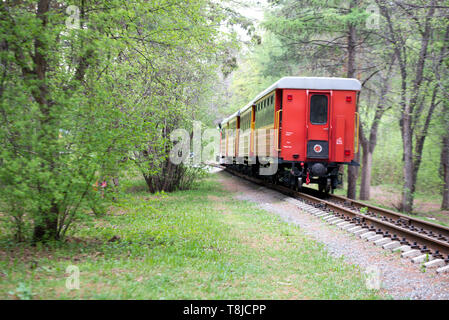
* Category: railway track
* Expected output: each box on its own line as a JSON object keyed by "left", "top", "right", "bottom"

{"left": 215, "top": 164, "right": 449, "bottom": 274}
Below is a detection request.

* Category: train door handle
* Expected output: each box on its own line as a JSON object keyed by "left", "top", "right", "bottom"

{"left": 323, "top": 128, "right": 329, "bottom": 131}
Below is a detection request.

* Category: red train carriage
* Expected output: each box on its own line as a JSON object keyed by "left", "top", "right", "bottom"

{"left": 218, "top": 77, "right": 361, "bottom": 193}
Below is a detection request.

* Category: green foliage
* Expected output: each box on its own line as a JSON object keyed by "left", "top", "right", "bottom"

{"left": 0, "top": 0, "right": 237, "bottom": 242}
{"left": 8, "top": 282, "right": 34, "bottom": 300}
{"left": 261, "top": 0, "right": 374, "bottom": 77}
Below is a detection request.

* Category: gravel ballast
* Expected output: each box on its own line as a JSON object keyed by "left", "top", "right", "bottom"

{"left": 217, "top": 170, "right": 449, "bottom": 300}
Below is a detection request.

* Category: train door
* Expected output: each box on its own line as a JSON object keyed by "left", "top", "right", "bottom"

{"left": 274, "top": 91, "right": 282, "bottom": 154}
{"left": 235, "top": 116, "right": 240, "bottom": 158}
{"left": 306, "top": 92, "right": 330, "bottom": 159}
{"left": 250, "top": 105, "right": 255, "bottom": 157}
{"left": 225, "top": 122, "right": 229, "bottom": 157}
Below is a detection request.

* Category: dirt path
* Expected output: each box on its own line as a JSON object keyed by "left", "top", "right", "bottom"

{"left": 216, "top": 169, "right": 449, "bottom": 300}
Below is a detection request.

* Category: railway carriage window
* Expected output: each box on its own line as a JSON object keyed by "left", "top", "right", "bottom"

{"left": 310, "top": 95, "right": 328, "bottom": 125}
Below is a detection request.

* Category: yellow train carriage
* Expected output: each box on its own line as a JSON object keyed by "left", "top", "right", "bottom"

{"left": 219, "top": 92, "right": 278, "bottom": 164}
{"left": 226, "top": 117, "right": 237, "bottom": 158}
{"left": 237, "top": 107, "right": 253, "bottom": 159}
{"left": 254, "top": 93, "right": 276, "bottom": 158}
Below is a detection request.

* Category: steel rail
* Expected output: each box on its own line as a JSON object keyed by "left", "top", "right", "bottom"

{"left": 300, "top": 186, "right": 449, "bottom": 243}
{"left": 219, "top": 166, "right": 449, "bottom": 258}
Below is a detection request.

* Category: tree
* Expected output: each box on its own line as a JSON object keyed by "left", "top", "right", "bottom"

{"left": 432, "top": 10, "right": 449, "bottom": 210}
{"left": 358, "top": 53, "right": 396, "bottom": 200}
{"left": 0, "top": 0, "right": 230, "bottom": 242}
{"left": 442, "top": 130, "right": 449, "bottom": 210}
{"left": 376, "top": 0, "right": 449, "bottom": 213}
{"left": 128, "top": 1, "right": 243, "bottom": 193}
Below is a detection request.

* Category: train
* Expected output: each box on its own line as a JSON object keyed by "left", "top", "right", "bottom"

{"left": 217, "top": 77, "right": 361, "bottom": 194}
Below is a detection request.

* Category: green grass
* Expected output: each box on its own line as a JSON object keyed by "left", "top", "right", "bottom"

{"left": 0, "top": 175, "right": 381, "bottom": 299}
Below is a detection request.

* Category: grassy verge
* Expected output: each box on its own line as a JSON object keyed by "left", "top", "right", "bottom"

{"left": 0, "top": 174, "right": 381, "bottom": 299}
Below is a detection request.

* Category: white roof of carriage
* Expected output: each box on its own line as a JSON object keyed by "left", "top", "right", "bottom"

{"left": 220, "top": 77, "right": 361, "bottom": 125}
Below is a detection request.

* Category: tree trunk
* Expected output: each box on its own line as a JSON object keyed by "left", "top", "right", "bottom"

{"left": 401, "top": 112, "right": 414, "bottom": 213}
{"left": 358, "top": 55, "right": 394, "bottom": 201}
{"left": 359, "top": 140, "right": 373, "bottom": 200}
{"left": 33, "top": 202, "right": 59, "bottom": 242}
{"left": 442, "top": 133, "right": 449, "bottom": 210}
{"left": 347, "top": 153, "right": 359, "bottom": 199}
{"left": 32, "top": 0, "right": 60, "bottom": 242}
{"left": 400, "top": 2, "right": 436, "bottom": 214}
{"left": 346, "top": 0, "right": 358, "bottom": 199}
